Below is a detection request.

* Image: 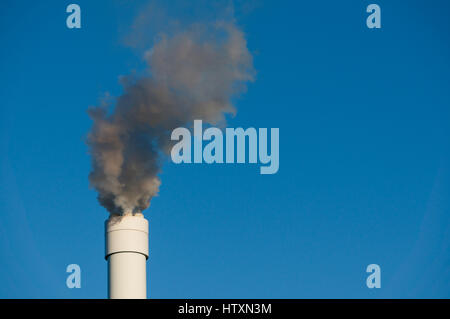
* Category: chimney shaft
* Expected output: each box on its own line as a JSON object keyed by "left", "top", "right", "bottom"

{"left": 105, "top": 214, "right": 149, "bottom": 299}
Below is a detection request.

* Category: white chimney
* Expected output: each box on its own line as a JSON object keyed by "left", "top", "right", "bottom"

{"left": 105, "top": 213, "right": 149, "bottom": 299}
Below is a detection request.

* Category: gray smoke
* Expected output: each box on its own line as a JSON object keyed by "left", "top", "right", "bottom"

{"left": 87, "top": 21, "right": 254, "bottom": 215}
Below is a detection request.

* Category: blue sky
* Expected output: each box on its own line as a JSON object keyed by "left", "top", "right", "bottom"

{"left": 1, "top": 0, "right": 450, "bottom": 298}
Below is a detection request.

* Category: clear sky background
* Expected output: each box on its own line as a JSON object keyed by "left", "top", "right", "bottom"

{"left": 1, "top": 0, "right": 449, "bottom": 298}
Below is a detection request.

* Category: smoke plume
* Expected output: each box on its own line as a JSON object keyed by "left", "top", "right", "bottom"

{"left": 87, "top": 21, "right": 255, "bottom": 215}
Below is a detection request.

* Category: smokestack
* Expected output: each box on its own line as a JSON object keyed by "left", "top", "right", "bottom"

{"left": 90, "top": 14, "right": 254, "bottom": 299}
{"left": 105, "top": 214, "right": 149, "bottom": 299}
